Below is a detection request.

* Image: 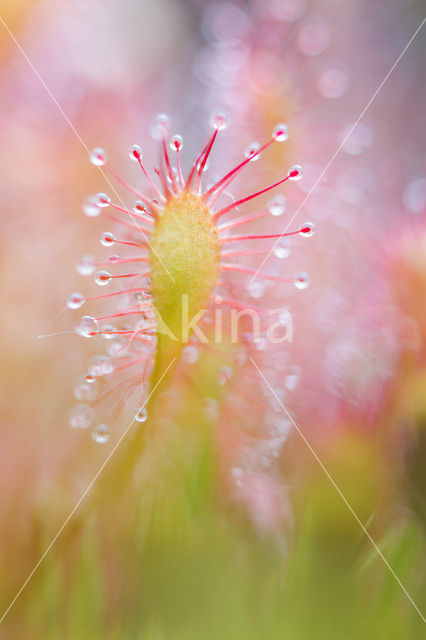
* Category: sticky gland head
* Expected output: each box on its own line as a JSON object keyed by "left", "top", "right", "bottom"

{"left": 150, "top": 192, "right": 220, "bottom": 343}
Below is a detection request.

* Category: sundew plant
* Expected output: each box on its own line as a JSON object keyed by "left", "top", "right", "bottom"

{"left": 68, "top": 114, "right": 312, "bottom": 443}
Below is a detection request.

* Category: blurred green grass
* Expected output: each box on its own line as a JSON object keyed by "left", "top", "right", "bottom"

{"left": 4, "top": 397, "right": 424, "bottom": 640}
{"left": 20, "top": 498, "right": 425, "bottom": 639}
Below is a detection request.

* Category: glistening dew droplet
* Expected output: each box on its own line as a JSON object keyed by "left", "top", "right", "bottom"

{"left": 107, "top": 337, "right": 128, "bottom": 357}
{"left": 75, "top": 255, "right": 95, "bottom": 276}
{"left": 134, "top": 201, "right": 148, "bottom": 215}
{"left": 210, "top": 111, "right": 228, "bottom": 130}
{"left": 134, "top": 406, "right": 148, "bottom": 423}
{"left": 273, "top": 238, "right": 291, "bottom": 259}
{"left": 235, "top": 351, "right": 247, "bottom": 366}
{"left": 95, "top": 270, "right": 112, "bottom": 286}
{"left": 101, "top": 324, "right": 116, "bottom": 339}
{"left": 277, "top": 307, "right": 292, "bottom": 325}
{"left": 90, "top": 147, "right": 107, "bottom": 166}
{"left": 182, "top": 345, "right": 199, "bottom": 364}
{"left": 83, "top": 196, "right": 101, "bottom": 218}
{"left": 88, "top": 355, "right": 114, "bottom": 376}
{"left": 76, "top": 315, "right": 98, "bottom": 338}
{"left": 69, "top": 404, "right": 94, "bottom": 429}
{"left": 101, "top": 232, "right": 116, "bottom": 247}
{"left": 92, "top": 424, "right": 111, "bottom": 443}
{"left": 246, "top": 280, "right": 265, "bottom": 299}
{"left": 273, "top": 123, "right": 289, "bottom": 142}
{"left": 318, "top": 67, "right": 349, "bottom": 99}
{"left": 219, "top": 366, "right": 233, "bottom": 385}
{"left": 298, "top": 221, "right": 316, "bottom": 237}
{"left": 95, "top": 192, "right": 111, "bottom": 208}
{"left": 268, "top": 194, "right": 286, "bottom": 216}
{"left": 245, "top": 142, "right": 261, "bottom": 161}
{"left": 294, "top": 272, "right": 310, "bottom": 289}
{"left": 288, "top": 165, "right": 303, "bottom": 180}
{"left": 74, "top": 376, "right": 99, "bottom": 402}
{"left": 151, "top": 113, "right": 170, "bottom": 140}
{"left": 67, "top": 292, "right": 85, "bottom": 309}
{"left": 285, "top": 365, "right": 301, "bottom": 391}
{"left": 170, "top": 134, "right": 183, "bottom": 151}
{"left": 129, "top": 144, "right": 143, "bottom": 161}
{"left": 203, "top": 398, "right": 219, "bottom": 422}
{"left": 272, "top": 418, "right": 292, "bottom": 440}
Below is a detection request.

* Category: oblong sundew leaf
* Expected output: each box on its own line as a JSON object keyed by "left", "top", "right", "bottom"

{"left": 150, "top": 192, "right": 220, "bottom": 387}
{"left": 70, "top": 116, "right": 308, "bottom": 437}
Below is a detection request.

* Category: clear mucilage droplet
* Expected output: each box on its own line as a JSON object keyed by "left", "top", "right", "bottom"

{"left": 182, "top": 345, "right": 199, "bottom": 364}
{"left": 95, "top": 192, "right": 111, "bottom": 208}
{"left": 83, "top": 196, "right": 101, "bottom": 218}
{"left": 273, "top": 238, "right": 291, "bottom": 259}
{"left": 133, "top": 200, "right": 147, "bottom": 214}
{"left": 235, "top": 351, "right": 247, "bottom": 366}
{"left": 273, "top": 123, "right": 289, "bottom": 142}
{"left": 151, "top": 113, "right": 170, "bottom": 140}
{"left": 107, "top": 337, "right": 128, "bottom": 357}
{"left": 76, "top": 255, "right": 95, "bottom": 276}
{"left": 285, "top": 365, "right": 301, "bottom": 391}
{"left": 95, "top": 270, "right": 112, "bottom": 286}
{"left": 170, "top": 134, "right": 183, "bottom": 151}
{"left": 88, "top": 355, "right": 114, "bottom": 376}
{"left": 210, "top": 111, "right": 228, "bottom": 131}
{"left": 298, "top": 221, "right": 316, "bottom": 237}
{"left": 203, "top": 398, "right": 219, "bottom": 422}
{"left": 246, "top": 280, "right": 265, "bottom": 299}
{"left": 294, "top": 272, "right": 310, "bottom": 289}
{"left": 74, "top": 376, "right": 99, "bottom": 402}
{"left": 297, "top": 17, "right": 330, "bottom": 57}
{"left": 129, "top": 144, "right": 143, "bottom": 161}
{"left": 90, "top": 147, "right": 107, "bottom": 166}
{"left": 92, "top": 424, "right": 111, "bottom": 443}
{"left": 67, "top": 293, "right": 85, "bottom": 309}
{"left": 135, "top": 406, "right": 148, "bottom": 423}
{"left": 76, "top": 315, "right": 98, "bottom": 338}
{"left": 219, "top": 366, "right": 233, "bottom": 386}
{"left": 267, "top": 194, "right": 286, "bottom": 216}
{"left": 277, "top": 307, "right": 292, "bottom": 325}
{"left": 69, "top": 404, "right": 94, "bottom": 429}
{"left": 101, "top": 324, "right": 116, "bottom": 339}
{"left": 288, "top": 165, "right": 303, "bottom": 180}
{"left": 101, "top": 232, "right": 116, "bottom": 247}
{"left": 244, "top": 142, "right": 261, "bottom": 161}
{"left": 272, "top": 418, "right": 292, "bottom": 440}
{"left": 318, "top": 68, "right": 349, "bottom": 99}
